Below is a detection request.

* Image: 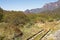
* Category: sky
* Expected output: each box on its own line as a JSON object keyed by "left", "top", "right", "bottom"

{"left": 0, "top": 0, "right": 58, "bottom": 11}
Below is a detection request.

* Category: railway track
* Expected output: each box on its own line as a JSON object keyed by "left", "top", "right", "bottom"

{"left": 27, "top": 29, "right": 51, "bottom": 40}
{"left": 27, "top": 29, "right": 44, "bottom": 40}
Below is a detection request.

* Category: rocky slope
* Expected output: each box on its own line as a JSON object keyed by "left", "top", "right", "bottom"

{"left": 25, "top": 0, "right": 60, "bottom": 13}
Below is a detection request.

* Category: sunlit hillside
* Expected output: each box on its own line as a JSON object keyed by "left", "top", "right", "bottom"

{"left": 0, "top": 7, "right": 60, "bottom": 40}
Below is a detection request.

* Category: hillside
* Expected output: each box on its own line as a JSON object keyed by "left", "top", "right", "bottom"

{"left": 25, "top": 0, "right": 60, "bottom": 13}
{"left": 0, "top": 6, "right": 60, "bottom": 40}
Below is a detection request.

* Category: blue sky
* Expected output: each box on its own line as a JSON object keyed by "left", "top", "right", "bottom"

{"left": 0, "top": 0, "right": 57, "bottom": 11}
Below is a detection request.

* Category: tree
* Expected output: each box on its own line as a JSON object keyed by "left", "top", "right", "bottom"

{"left": 0, "top": 7, "right": 3, "bottom": 22}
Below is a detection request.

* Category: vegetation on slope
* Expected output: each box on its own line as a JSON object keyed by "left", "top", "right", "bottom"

{"left": 0, "top": 7, "right": 60, "bottom": 40}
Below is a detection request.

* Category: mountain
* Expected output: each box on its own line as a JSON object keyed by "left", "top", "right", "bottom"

{"left": 25, "top": 0, "right": 60, "bottom": 13}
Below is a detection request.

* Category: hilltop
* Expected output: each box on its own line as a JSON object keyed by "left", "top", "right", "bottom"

{"left": 25, "top": 0, "right": 60, "bottom": 13}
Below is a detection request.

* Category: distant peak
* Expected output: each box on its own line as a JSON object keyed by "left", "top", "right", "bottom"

{"left": 25, "top": 0, "right": 60, "bottom": 13}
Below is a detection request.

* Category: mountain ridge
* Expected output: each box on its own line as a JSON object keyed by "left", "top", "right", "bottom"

{"left": 25, "top": 0, "right": 60, "bottom": 13}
